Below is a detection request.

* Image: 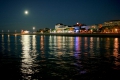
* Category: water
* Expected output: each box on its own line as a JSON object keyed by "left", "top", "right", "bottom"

{"left": 0, "top": 34, "right": 120, "bottom": 80}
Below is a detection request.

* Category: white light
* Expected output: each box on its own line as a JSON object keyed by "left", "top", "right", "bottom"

{"left": 25, "top": 10, "right": 28, "bottom": 14}
{"left": 33, "top": 27, "right": 35, "bottom": 30}
{"left": 23, "top": 30, "right": 29, "bottom": 33}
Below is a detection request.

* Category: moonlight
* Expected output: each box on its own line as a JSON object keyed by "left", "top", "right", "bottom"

{"left": 25, "top": 10, "right": 28, "bottom": 14}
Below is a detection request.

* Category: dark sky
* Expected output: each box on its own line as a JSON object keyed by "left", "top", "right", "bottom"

{"left": 0, "top": 0, "right": 120, "bottom": 32}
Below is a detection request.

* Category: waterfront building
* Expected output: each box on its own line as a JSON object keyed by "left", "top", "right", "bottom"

{"left": 21, "top": 30, "right": 30, "bottom": 34}
{"left": 88, "top": 24, "right": 99, "bottom": 32}
{"left": 54, "top": 23, "right": 90, "bottom": 33}
{"left": 55, "top": 23, "right": 65, "bottom": 33}
{"left": 53, "top": 20, "right": 120, "bottom": 33}
{"left": 80, "top": 26, "right": 90, "bottom": 32}
{"left": 103, "top": 20, "right": 120, "bottom": 26}
{"left": 100, "top": 20, "right": 120, "bottom": 33}
{"left": 55, "top": 23, "right": 74, "bottom": 33}
{"left": 73, "top": 24, "right": 81, "bottom": 33}
{"left": 74, "top": 23, "right": 90, "bottom": 33}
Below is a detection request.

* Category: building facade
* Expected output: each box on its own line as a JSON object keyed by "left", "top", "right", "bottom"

{"left": 54, "top": 23, "right": 74, "bottom": 33}
{"left": 103, "top": 20, "right": 120, "bottom": 26}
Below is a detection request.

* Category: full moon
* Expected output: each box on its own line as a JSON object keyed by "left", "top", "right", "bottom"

{"left": 25, "top": 11, "right": 28, "bottom": 14}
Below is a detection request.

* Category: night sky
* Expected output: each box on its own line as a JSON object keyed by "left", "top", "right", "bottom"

{"left": 0, "top": 0, "right": 120, "bottom": 32}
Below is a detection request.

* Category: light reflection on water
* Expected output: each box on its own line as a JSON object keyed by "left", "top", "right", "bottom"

{"left": 0, "top": 34, "right": 120, "bottom": 79}
{"left": 20, "top": 35, "right": 39, "bottom": 79}
{"left": 7, "top": 35, "right": 10, "bottom": 51}
{"left": 1, "top": 35, "right": 4, "bottom": 54}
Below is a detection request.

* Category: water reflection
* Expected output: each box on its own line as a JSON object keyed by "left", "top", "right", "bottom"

{"left": 68, "top": 37, "right": 74, "bottom": 56}
{"left": 7, "top": 35, "right": 10, "bottom": 51}
{"left": 89, "top": 37, "right": 94, "bottom": 57}
{"left": 2, "top": 35, "right": 4, "bottom": 54}
{"left": 113, "top": 38, "right": 120, "bottom": 68}
{"left": 40, "top": 35, "right": 46, "bottom": 60}
{"left": 49, "top": 35, "right": 52, "bottom": 50}
{"left": 21, "top": 35, "right": 38, "bottom": 80}
{"left": 96, "top": 37, "right": 100, "bottom": 56}
{"left": 32, "top": 35, "right": 37, "bottom": 55}
{"left": 74, "top": 37, "right": 81, "bottom": 59}
{"left": 113, "top": 38, "right": 119, "bottom": 57}
{"left": 1, "top": 34, "right": 120, "bottom": 79}
{"left": 74, "top": 37, "right": 81, "bottom": 53}
{"left": 69, "top": 37, "right": 74, "bottom": 50}
{"left": 56, "top": 36, "right": 63, "bottom": 57}
{"left": 84, "top": 37, "right": 88, "bottom": 51}
{"left": 15, "top": 34, "right": 17, "bottom": 50}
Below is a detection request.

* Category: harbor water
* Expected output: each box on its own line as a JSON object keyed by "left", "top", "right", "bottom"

{"left": 0, "top": 34, "right": 120, "bottom": 80}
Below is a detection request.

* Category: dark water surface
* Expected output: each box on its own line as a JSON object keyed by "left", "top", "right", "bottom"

{"left": 0, "top": 34, "right": 120, "bottom": 80}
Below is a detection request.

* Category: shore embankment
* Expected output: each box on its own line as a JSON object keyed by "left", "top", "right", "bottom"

{"left": 1, "top": 33, "right": 120, "bottom": 37}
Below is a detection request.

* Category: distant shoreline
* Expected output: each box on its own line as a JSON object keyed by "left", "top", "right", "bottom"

{"left": 0, "top": 33, "right": 120, "bottom": 37}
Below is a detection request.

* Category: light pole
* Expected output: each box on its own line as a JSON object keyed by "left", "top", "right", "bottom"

{"left": 15, "top": 30, "right": 16, "bottom": 33}
{"left": 50, "top": 29, "right": 51, "bottom": 33}
{"left": 33, "top": 27, "right": 35, "bottom": 33}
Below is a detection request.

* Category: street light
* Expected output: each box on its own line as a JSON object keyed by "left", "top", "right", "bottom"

{"left": 15, "top": 30, "right": 16, "bottom": 33}
{"left": 77, "top": 22, "right": 79, "bottom": 25}
{"left": 50, "top": 29, "right": 51, "bottom": 33}
{"left": 33, "top": 27, "right": 35, "bottom": 33}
